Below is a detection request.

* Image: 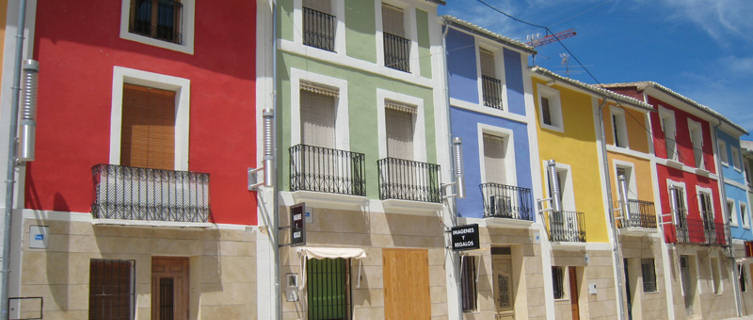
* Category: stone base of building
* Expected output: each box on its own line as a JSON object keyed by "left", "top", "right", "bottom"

{"left": 15, "top": 211, "right": 257, "bottom": 320}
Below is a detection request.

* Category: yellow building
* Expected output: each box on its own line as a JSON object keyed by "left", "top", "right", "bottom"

{"left": 530, "top": 67, "right": 659, "bottom": 320}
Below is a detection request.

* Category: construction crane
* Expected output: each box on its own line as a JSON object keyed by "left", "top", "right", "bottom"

{"left": 526, "top": 29, "right": 576, "bottom": 48}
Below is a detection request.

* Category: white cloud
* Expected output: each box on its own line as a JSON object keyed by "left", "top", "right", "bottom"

{"left": 646, "top": 0, "right": 753, "bottom": 45}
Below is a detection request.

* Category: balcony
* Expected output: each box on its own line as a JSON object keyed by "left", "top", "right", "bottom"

{"left": 289, "top": 144, "right": 366, "bottom": 196}
{"left": 544, "top": 210, "right": 586, "bottom": 242}
{"left": 481, "top": 75, "right": 504, "bottom": 109}
{"left": 383, "top": 32, "right": 410, "bottom": 72}
{"left": 377, "top": 158, "right": 440, "bottom": 203}
{"left": 480, "top": 183, "right": 533, "bottom": 221}
{"left": 616, "top": 200, "right": 657, "bottom": 230}
{"left": 704, "top": 220, "right": 727, "bottom": 246}
{"left": 303, "top": 7, "right": 336, "bottom": 52}
{"left": 91, "top": 164, "right": 210, "bottom": 223}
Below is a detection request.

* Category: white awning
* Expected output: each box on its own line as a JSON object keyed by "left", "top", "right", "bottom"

{"left": 297, "top": 247, "right": 367, "bottom": 260}
{"left": 737, "top": 257, "right": 753, "bottom": 266}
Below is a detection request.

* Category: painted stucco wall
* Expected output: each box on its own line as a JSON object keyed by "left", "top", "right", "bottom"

{"left": 606, "top": 153, "right": 654, "bottom": 204}
{"left": 445, "top": 27, "right": 477, "bottom": 104}
{"left": 601, "top": 104, "right": 650, "bottom": 154}
{"left": 503, "top": 48, "right": 525, "bottom": 116}
{"left": 345, "top": 0, "right": 376, "bottom": 63}
{"left": 716, "top": 129, "right": 746, "bottom": 184}
{"left": 450, "top": 107, "right": 533, "bottom": 219}
{"left": 26, "top": 0, "right": 258, "bottom": 224}
{"left": 532, "top": 78, "right": 609, "bottom": 243}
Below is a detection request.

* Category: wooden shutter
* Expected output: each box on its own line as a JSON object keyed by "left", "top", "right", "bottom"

{"left": 300, "top": 89, "right": 336, "bottom": 148}
{"left": 120, "top": 84, "right": 176, "bottom": 170}
{"left": 385, "top": 108, "right": 414, "bottom": 160}
{"left": 480, "top": 49, "right": 496, "bottom": 77}
{"left": 381, "top": 4, "right": 404, "bottom": 36}
{"left": 483, "top": 134, "right": 507, "bottom": 184}
{"left": 383, "top": 248, "right": 430, "bottom": 320}
{"left": 307, "top": 258, "right": 351, "bottom": 320}
{"left": 89, "top": 259, "right": 134, "bottom": 320}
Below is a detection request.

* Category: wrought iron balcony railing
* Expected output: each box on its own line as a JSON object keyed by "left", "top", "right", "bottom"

{"left": 616, "top": 200, "right": 657, "bottom": 229}
{"left": 704, "top": 220, "right": 727, "bottom": 246}
{"left": 673, "top": 209, "right": 690, "bottom": 243}
{"left": 481, "top": 75, "right": 504, "bottom": 109}
{"left": 480, "top": 183, "right": 533, "bottom": 221}
{"left": 377, "top": 157, "right": 440, "bottom": 203}
{"left": 545, "top": 210, "right": 586, "bottom": 242}
{"left": 303, "top": 7, "right": 336, "bottom": 52}
{"left": 383, "top": 32, "right": 410, "bottom": 72}
{"left": 91, "top": 164, "right": 210, "bottom": 223}
{"left": 289, "top": 144, "right": 366, "bottom": 196}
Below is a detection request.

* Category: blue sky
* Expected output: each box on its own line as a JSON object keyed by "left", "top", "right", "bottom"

{"left": 439, "top": 0, "right": 753, "bottom": 138}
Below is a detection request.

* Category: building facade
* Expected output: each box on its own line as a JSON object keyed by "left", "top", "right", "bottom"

{"left": 268, "top": 0, "right": 450, "bottom": 319}
{"left": 443, "top": 16, "right": 543, "bottom": 320}
{"left": 9, "top": 0, "right": 259, "bottom": 318}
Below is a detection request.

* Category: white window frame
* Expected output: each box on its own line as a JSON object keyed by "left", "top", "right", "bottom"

{"left": 731, "top": 146, "right": 742, "bottom": 171}
{"left": 727, "top": 198, "right": 739, "bottom": 226}
{"left": 293, "top": 0, "right": 346, "bottom": 54}
{"left": 536, "top": 84, "right": 564, "bottom": 133}
{"left": 376, "top": 88, "right": 426, "bottom": 161}
{"left": 659, "top": 106, "right": 677, "bottom": 161}
{"left": 687, "top": 119, "right": 704, "bottom": 170}
{"left": 612, "top": 159, "right": 638, "bottom": 201}
{"left": 543, "top": 161, "right": 576, "bottom": 211}
{"left": 741, "top": 201, "right": 750, "bottom": 229}
{"left": 475, "top": 42, "right": 507, "bottom": 111}
{"left": 667, "top": 180, "right": 688, "bottom": 224}
{"left": 109, "top": 66, "right": 190, "bottom": 171}
{"left": 610, "top": 107, "right": 629, "bottom": 149}
{"left": 696, "top": 186, "right": 715, "bottom": 223}
{"left": 290, "top": 68, "right": 350, "bottom": 150}
{"left": 119, "top": 0, "right": 196, "bottom": 54}
{"left": 718, "top": 139, "right": 729, "bottom": 166}
{"left": 477, "top": 124, "right": 517, "bottom": 187}
{"left": 375, "top": 0, "right": 419, "bottom": 75}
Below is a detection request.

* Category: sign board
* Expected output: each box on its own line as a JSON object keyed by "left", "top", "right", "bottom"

{"left": 290, "top": 203, "right": 306, "bottom": 247}
{"left": 451, "top": 224, "right": 479, "bottom": 251}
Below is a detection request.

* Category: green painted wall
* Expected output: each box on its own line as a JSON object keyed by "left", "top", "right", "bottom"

{"left": 416, "top": 9, "right": 432, "bottom": 78}
{"left": 346, "top": 0, "right": 377, "bottom": 63}
{"left": 278, "top": 51, "right": 437, "bottom": 198}
{"left": 278, "top": 0, "right": 293, "bottom": 41}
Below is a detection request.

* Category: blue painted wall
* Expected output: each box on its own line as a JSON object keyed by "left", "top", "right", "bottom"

{"left": 446, "top": 28, "right": 478, "bottom": 103}
{"left": 503, "top": 48, "right": 526, "bottom": 116}
{"left": 450, "top": 107, "right": 534, "bottom": 219}
{"left": 717, "top": 128, "right": 752, "bottom": 240}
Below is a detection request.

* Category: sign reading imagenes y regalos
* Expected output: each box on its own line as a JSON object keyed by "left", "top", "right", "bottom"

{"left": 451, "top": 224, "right": 479, "bottom": 251}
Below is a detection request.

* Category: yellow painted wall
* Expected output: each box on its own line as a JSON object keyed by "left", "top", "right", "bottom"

{"left": 601, "top": 103, "right": 650, "bottom": 154}
{"left": 606, "top": 152, "right": 654, "bottom": 205}
{"left": 533, "top": 78, "right": 609, "bottom": 243}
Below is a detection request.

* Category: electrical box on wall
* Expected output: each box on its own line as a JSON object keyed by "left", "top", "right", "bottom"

{"left": 29, "top": 225, "right": 48, "bottom": 249}
{"left": 286, "top": 273, "right": 300, "bottom": 302}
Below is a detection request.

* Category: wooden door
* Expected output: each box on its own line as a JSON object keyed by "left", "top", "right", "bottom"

{"left": 568, "top": 267, "right": 580, "bottom": 320}
{"left": 152, "top": 257, "right": 189, "bottom": 320}
{"left": 383, "top": 248, "right": 431, "bottom": 320}
{"left": 492, "top": 247, "right": 514, "bottom": 320}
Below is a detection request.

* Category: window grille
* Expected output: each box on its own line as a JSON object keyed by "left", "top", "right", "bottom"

{"left": 307, "top": 258, "right": 351, "bottom": 320}
{"left": 552, "top": 266, "right": 564, "bottom": 299}
{"left": 129, "top": 0, "right": 183, "bottom": 44}
{"left": 641, "top": 259, "right": 657, "bottom": 293}
{"left": 460, "top": 256, "right": 477, "bottom": 312}
{"left": 89, "top": 259, "right": 135, "bottom": 320}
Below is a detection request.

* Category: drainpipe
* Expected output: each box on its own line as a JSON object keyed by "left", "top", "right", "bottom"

{"left": 596, "top": 98, "right": 627, "bottom": 320}
{"left": 712, "top": 120, "right": 743, "bottom": 317}
{"left": 440, "top": 20, "right": 462, "bottom": 320}
{"left": 271, "top": 2, "right": 281, "bottom": 319}
{"left": 1, "top": 0, "right": 29, "bottom": 318}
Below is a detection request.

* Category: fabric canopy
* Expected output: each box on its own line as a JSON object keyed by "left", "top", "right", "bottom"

{"left": 736, "top": 257, "right": 753, "bottom": 266}
{"left": 297, "top": 247, "right": 367, "bottom": 260}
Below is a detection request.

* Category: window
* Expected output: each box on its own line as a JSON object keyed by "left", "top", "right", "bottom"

{"left": 480, "top": 48, "right": 503, "bottom": 109}
{"left": 728, "top": 199, "right": 739, "bottom": 226}
{"left": 718, "top": 139, "right": 729, "bottom": 165}
{"left": 300, "top": 83, "right": 337, "bottom": 148}
{"left": 120, "top": 84, "right": 176, "bottom": 170}
{"left": 89, "top": 259, "right": 135, "bottom": 320}
{"left": 307, "top": 258, "right": 351, "bottom": 320}
{"left": 460, "top": 255, "right": 477, "bottom": 312}
{"left": 537, "top": 85, "right": 563, "bottom": 131}
{"left": 483, "top": 134, "right": 508, "bottom": 184}
{"left": 615, "top": 164, "right": 637, "bottom": 201}
{"left": 741, "top": 266, "right": 748, "bottom": 292}
{"left": 382, "top": 4, "right": 410, "bottom": 72}
{"left": 699, "top": 191, "right": 714, "bottom": 223}
{"left": 669, "top": 185, "right": 687, "bottom": 216}
{"left": 611, "top": 107, "right": 629, "bottom": 148}
{"left": 659, "top": 107, "right": 677, "bottom": 161}
{"left": 552, "top": 266, "right": 565, "bottom": 299}
{"left": 732, "top": 147, "right": 742, "bottom": 170}
{"left": 385, "top": 102, "right": 416, "bottom": 160}
{"left": 546, "top": 165, "right": 573, "bottom": 211}
{"left": 710, "top": 257, "right": 721, "bottom": 294}
{"left": 641, "top": 258, "right": 657, "bottom": 293}
{"left": 688, "top": 119, "right": 704, "bottom": 169}
{"left": 302, "top": 0, "right": 336, "bottom": 51}
{"left": 120, "top": 0, "right": 195, "bottom": 54}
{"left": 742, "top": 202, "right": 750, "bottom": 228}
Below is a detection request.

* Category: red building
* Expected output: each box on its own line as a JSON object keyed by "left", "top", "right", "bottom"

{"left": 11, "top": 1, "right": 258, "bottom": 318}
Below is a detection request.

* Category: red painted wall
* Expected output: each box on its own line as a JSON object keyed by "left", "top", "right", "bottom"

{"left": 25, "top": 0, "right": 257, "bottom": 225}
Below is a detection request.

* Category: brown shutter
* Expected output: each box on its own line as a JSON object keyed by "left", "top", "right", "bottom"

{"left": 120, "top": 84, "right": 176, "bottom": 170}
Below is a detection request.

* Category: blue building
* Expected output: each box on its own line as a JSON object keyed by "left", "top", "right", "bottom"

{"left": 443, "top": 16, "right": 545, "bottom": 319}
{"left": 715, "top": 124, "right": 751, "bottom": 242}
